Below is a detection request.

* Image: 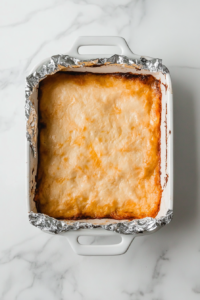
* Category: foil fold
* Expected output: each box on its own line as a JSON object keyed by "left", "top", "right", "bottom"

{"left": 25, "top": 54, "right": 169, "bottom": 156}
{"left": 29, "top": 210, "right": 173, "bottom": 235}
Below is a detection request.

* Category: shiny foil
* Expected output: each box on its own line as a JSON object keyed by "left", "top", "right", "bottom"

{"left": 26, "top": 53, "right": 172, "bottom": 235}
{"left": 29, "top": 210, "right": 173, "bottom": 235}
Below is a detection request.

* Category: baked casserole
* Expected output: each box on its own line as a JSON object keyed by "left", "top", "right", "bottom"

{"left": 35, "top": 72, "right": 162, "bottom": 220}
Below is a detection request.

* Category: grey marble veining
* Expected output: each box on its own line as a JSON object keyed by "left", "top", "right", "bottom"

{"left": 0, "top": 0, "right": 200, "bottom": 299}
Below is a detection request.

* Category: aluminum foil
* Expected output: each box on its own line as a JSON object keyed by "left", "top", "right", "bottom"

{"left": 25, "top": 54, "right": 169, "bottom": 156}
{"left": 29, "top": 210, "right": 173, "bottom": 235}
{"left": 26, "top": 53, "right": 172, "bottom": 235}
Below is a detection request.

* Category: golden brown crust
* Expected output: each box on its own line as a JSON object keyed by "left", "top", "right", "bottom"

{"left": 35, "top": 72, "right": 162, "bottom": 220}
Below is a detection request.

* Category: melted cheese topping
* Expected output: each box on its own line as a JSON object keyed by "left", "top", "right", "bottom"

{"left": 35, "top": 72, "right": 162, "bottom": 219}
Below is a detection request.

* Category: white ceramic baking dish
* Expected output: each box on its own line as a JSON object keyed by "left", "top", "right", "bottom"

{"left": 26, "top": 36, "right": 173, "bottom": 256}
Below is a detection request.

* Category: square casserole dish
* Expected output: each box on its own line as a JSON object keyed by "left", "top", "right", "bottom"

{"left": 26, "top": 36, "right": 173, "bottom": 256}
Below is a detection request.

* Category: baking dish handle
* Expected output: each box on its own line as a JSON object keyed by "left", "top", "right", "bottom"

{"left": 65, "top": 229, "right": 134, "bottom": 256}
{"left": 68, "top": 36, "right": 139, "bottom": 59}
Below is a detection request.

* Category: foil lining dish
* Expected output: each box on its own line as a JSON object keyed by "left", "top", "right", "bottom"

{"left": 29, "top": 210, "right": 173, "bottom": 235}
{"left": 26, "top": 37, "right": 173, "bottom": 254}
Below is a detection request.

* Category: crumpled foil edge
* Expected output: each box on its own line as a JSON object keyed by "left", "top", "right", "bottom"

{"left": 29, "top": 209, "right": 173, "bottom": 235}
{"left": 25, "top": 54, "right": 169, "bottom": 156}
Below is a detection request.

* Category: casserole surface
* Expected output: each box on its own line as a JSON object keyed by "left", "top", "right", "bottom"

{"left": 35, "top": 71, "right": 162, "bottom": 220}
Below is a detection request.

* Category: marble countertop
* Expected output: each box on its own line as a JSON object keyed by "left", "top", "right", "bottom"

{"left": 1, "top": 0, "right": 200, "bottom": 299}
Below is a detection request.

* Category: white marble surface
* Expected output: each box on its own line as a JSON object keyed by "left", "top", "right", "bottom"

{"left": 0, "top": 0, "right": 200, "bottom": 299}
